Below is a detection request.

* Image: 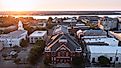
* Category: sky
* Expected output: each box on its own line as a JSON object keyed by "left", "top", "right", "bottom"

{"left": 0, "top": 0, "right": 121, "bottom": 11}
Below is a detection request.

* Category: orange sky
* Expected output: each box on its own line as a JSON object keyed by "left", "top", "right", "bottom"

{"left": 0, "top": 0, "right": 121, "bottom": 11}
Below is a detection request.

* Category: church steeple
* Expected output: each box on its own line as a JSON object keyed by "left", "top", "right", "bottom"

{"left": 18, "top": 21, "right": 24, "bottom": 30}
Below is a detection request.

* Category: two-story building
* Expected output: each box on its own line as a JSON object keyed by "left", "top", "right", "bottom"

{"left": 0, "top": 21, "right": 28, "bottom": 47}
{"left": 44, "top": 25, "right": 82, "bottom": 67}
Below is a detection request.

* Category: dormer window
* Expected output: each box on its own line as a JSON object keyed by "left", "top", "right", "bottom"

{"left": 76, "top": 47, "right": 82, "bottom": 52}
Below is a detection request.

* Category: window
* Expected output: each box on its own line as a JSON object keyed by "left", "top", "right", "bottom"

{"left": 58, "top": 52, "right": 60, "bottom": 56}
{"left": 66, "top": 52, "right": 69, "bottom": 56}
{"left": 92, "top": 58, "right": 95, "bottom": 63}
{"left": 116, "top": 57, "right": 119, "bottom": 61}
{"left": 110, "top": 57, "right": 112, "bottom": 61}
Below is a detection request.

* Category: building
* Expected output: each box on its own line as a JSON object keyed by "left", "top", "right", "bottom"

{"left": 0, "top": 21, "right": 27, "bottom": 47}
{"left": 45, "top": 25, "right": 82, "bottom": 66}
{"left": 78, "top": 16, "right": 99, "bottom": 25}
{"left": 83, "top": 29, "right": 107, "bottom": 36}
{"left": 29, "top": 31, "right": 47, "bottom": 43}
{"left": 99, "top": 16, "right": 118, "bottom": 30}
{"left": 53, "top": 25, "right": 69, "bottom": 35}
{"left": 71, "top": 24, "right": 90, "bottom": 30}
{"left": 88, "top": 46, "right": 121, "bottom": 64}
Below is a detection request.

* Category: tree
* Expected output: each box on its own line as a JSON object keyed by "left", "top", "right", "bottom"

{"left": 35, "top": 39, "right": 46, "bottom": 52}
{"left": 14, "top": 58, "right": 21, "bottom": 68}
{"left": 47, "top": 17, "right": 53, "bottom": 24}
{"left": 28, "top": 39, "right": 46, "bottom": 65}
{"left": 20, "top": 39, "right": 28, "bottom": 47}
{"left": 98, "top": 56, "right": 110, "bottom": 66}
{"left": 2, "top": 53, "right": 8, "bottom": 60}
{"left": 44, "top": 56, "right": 51, "bottom": 65}
{"left": 27, "top": 46, "right": 42, "bottom": 65}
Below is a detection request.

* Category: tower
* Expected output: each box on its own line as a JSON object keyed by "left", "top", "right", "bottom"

{"left": 18, "top": 21, "right": 24, "bottom": 30}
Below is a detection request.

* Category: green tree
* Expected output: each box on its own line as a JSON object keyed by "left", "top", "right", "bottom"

{"left": 20, "top": 39, "right": 28, "bottom": 47}
{"left": 98, "top": 56, "right": 110, "bottom": 66}
{"left": 35, "top": 39, "right": 46, "bottom": 51}
{"left": 47, "top": 17, "right": 53, "bottom": 24}
{"left": 28, "top": 39, "right": 46, "bottom": 65}
{"left": 28, "top": 46, "right": 42, "bottom": 65}
{"left": 47, "top": 24, "right": 54, "bottom": 29}
{"left": 44, "top": 56, "right": 51, "bottom": 65}
{"left": 2, "top": 53, "right": 8, "bottom": 60}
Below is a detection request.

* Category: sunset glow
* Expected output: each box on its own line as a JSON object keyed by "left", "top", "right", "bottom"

{"left": 1, "top": 0, "right": 37, "bottom": 11}
{"left": 0, "top": 0, "right": 121, "bottom": 11}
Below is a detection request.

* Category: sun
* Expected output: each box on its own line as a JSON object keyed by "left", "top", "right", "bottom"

{"left": 1, "top": 0, "right": 36, "bottom": 11}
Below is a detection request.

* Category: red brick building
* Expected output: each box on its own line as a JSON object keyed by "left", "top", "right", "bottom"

{"left": 45, "top": 25, "right": 82, "bottom": 65}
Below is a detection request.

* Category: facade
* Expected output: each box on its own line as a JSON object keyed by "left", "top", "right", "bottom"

{"left": 45, "top": 25, "right": 82, "bottom": 65}
{"left": 78, "top": 16, "right": 99, "bottom": 24}
{"left": 0, "top": 21, "right": 27, "bottom": 47}
{"left": 29, "top": 31, "right": 47, "bottom": 43}
{"left": 88, "top": 46, "right": 121, "bottom": 64}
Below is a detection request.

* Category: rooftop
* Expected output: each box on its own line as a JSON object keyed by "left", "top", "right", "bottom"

{"left": 84, "top": 37, "right": 118, "bottom": 46}
{"left": 29, "top": 31, "right": 47, "bottom": 37}
{"left": 0, "top": 30, "right": 27, "bottom": 39}
{"left": 84, "top": 29, "right": 107, "bottom": 36}
{"left": 88, "top": 46, "right": 121, "bottom": 54}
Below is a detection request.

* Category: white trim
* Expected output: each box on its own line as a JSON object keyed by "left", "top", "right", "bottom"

{"left": 56, "top": 44, "right": 71, "bottom": 52}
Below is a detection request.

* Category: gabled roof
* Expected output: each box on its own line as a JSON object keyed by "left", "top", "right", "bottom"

{"left": 46, "top": 34, "right": 81, "bottom": 51}
{"left": 53, "top": 25, "right": 68, "bottom": 35}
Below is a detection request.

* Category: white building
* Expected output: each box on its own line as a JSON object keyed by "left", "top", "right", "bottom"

{"left": 0, "top": 21, "right": 28, "bottom": 47}
{"left": 99, "top": 16, "right": 118, "bottom": 30}
{"left": 29, "top": 31, "right": 47, "bottom": 43}
{"left": 88, "top": 46, "right": 121, "bottom": 64}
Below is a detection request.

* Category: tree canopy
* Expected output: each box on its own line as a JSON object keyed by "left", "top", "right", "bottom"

{"left": 20, "top": 39, "right": 28, "bottom": 47}
{"left": 27, "top": 39, "right": 46, "bottom": 65}
{"left": 98, "top": 56, "right": 110, "bottom": 66}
